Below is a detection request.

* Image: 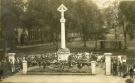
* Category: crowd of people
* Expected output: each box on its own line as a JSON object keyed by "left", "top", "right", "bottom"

{"left": 0, "top": 57, "right": 22, "bottom": 81}
{"left": 111, "top": 58, "right": 135, "bottom": 79}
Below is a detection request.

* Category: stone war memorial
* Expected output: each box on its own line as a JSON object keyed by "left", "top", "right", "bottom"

{"left": 57, "top": 4, "right": 70, "bottom": 61}
{"left": 1, "top": 0, "right": 135, "bottom": 83}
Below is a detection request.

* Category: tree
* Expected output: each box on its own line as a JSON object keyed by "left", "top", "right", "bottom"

{"left": 118, "top": 1, "right": 135, "bottom": 48}
{"left": 126, "top": 23, "right": 135, "bottom": 40}
{"left": 1, "top": 0, "right": 24, "bottom": 51}
{"left": 68, "top": 0, "right": 105, "bottom": 47}
{"left": 119, "top": 1, "right": 135, "bottom": 40}
{"left": 103, "top": 1, "right": 121, "bottom": 48}
{"left": 25, "top": 0, "right": 61, "bottom": 45}
{"left": 103, "top": 1, "right": 135, "bottom": 49}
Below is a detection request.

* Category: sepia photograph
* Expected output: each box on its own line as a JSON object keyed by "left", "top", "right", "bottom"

{"left": 0, "top": 0, "right": 135, "bottom": 83}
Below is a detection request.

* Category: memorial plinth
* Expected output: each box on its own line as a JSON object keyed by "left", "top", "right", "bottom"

{"left": 57, "top": 48, "right": 70, "bottom": 61}
{"left": 91, "top": 61, "right": 96, "bottom": 75}
{"left": 22, "top": 58, "right": 27, "bottom": 74}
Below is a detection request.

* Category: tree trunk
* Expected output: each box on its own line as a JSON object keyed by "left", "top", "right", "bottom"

{"left": 95, "top": 39, "right": 98, "bottom": 49}
{"left": 40, "top": 30, "right": 44, "bottom": 43}
{"left": 82, "top": 25, "right": 87, "bottom": 47}
{"left": 52, "top": 33, "right": 56, "bottom": 46}
{"left": 56, "top": 32, "right": 59, "bottom": 50}
{"left": 129, "top": 34, "right": 133, "bottom": 41}
{"left": 83, "top": 37, "right": 87, "bottom": 47}
{"left": 114, "top": 26, "right": 119, "bottom": 49}
{"left": 122, "top": 23, "right": 127, "bottom": 49}
{"left": 94, "top": 35, "right": 98, "bottom": 50}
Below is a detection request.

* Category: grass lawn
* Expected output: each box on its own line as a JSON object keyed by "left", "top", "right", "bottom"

{"left": 15, "top": 41, "right": 135, "bottom": 59}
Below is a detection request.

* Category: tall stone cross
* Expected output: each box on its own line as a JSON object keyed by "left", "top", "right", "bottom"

{"left": 57, "top": 4, "right": 68, "bottom": 49}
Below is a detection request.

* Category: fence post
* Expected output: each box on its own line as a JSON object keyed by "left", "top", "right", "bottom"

{"left": 22, "top": 57, "right": 27, "bottom": 74}
{"left": 104, "top": 53, "right": 112, "bottom": 75}
{"left": 91, "top": 61, "right": 96, "bottom": 75}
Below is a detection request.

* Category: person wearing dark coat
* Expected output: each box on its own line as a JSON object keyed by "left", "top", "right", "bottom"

{"left": 43, "top": 61, "right": 46, "bottom": 69}
{"left": 121, "top": 62, "right": 127, "bottom": 78}
{"left": 129, "top": 66, "right": 134, "bottom": 79}
{"left": 112, "top": 61, "right": 118, "bottom": 75}
{"left": 0, "top": 61, "right": 3, "bottom": 81}
{"left": 117, "top": 61, "right": 122, "bottom": 76}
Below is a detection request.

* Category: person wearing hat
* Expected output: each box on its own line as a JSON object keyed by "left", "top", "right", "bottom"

{"left": 117, "top": 61, "right": 122, "bottom": 76}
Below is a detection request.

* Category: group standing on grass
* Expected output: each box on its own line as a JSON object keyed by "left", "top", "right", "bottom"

{"left": 112, "top": 59, "right": 135, "bottom": 79}
{"left": 0, "top": 57, "right": 22, "bottom": 81}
